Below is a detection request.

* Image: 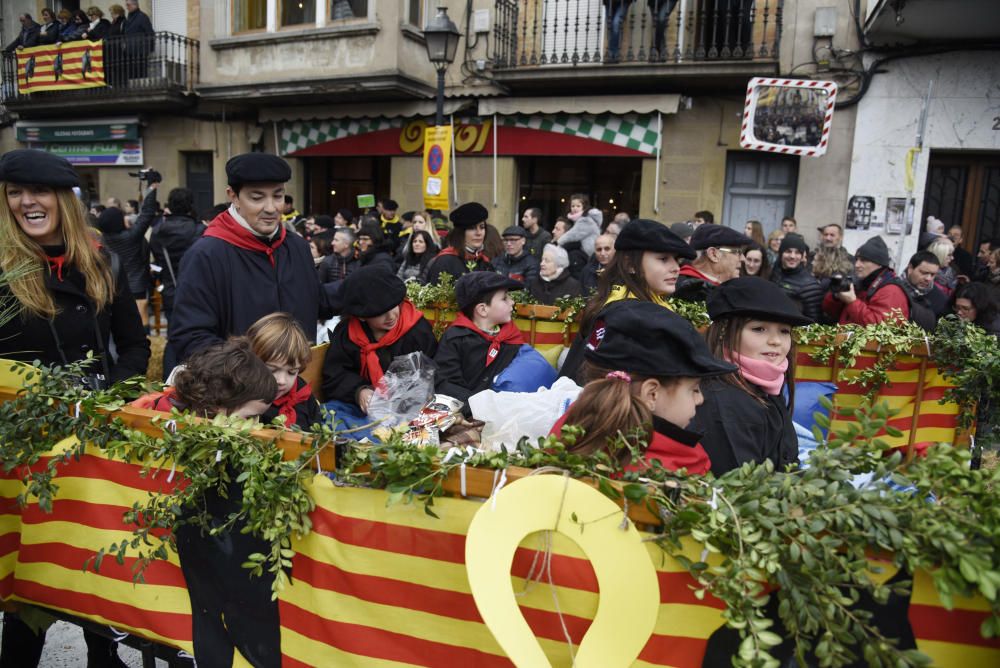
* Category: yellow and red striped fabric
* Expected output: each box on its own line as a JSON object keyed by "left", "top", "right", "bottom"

{"left": 1, "top": 447, "right": 997, "bottom": 666}
{"left": 15, "top": 40, "right": 105, "bottom": 93}
{"left": 422, "top": 309, "right": 578, "bottom": 366}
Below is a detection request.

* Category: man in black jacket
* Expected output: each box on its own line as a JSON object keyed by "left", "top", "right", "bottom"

{"left": 4, "top": 14, "right": 40, "bottom": 51}
{"left": 899, "top": 250, "right": 947, "bottom": 329}
{"left": 770, "top": 233, "right": 824, "bottom": 323}
{"left": 169, "top": 153, "right": 331, "bottom": 361}
{"left": 122, "top": 0, "right": 153, "bottom": 79}
{"left": 494, "top": 226, "right": 539, "bottom": 283}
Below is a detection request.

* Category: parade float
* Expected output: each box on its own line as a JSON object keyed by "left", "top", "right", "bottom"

{"left": 1, "top": 294, "right": 999, "bottom": 668}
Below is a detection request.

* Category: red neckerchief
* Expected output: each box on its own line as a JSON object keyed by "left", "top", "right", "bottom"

{"left": 203, "top": 210, "right": 287, "bottom": 267}
{"left": 679, "top": 263, "right": 720, "bottom": 286}
{"left": 131, "top": 387, "right": 178, "bottom": 412}
{"left": 46, "top": 255, "right": 66, "bottom": 281}
{"left": 347, "top": 300, "right": 424, "bottom": 387}
{"left": 272, "top": 378, "right": 313, "bottom": 425}
{"left": 438, "top": 246, "right": 491, "bottom": 264}
{"left": 450, "top": 313, "right": 524, "bottom": 367}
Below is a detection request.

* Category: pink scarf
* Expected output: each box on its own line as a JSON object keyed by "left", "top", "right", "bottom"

{"left": 724, "top": 350, "right": 788, "bottom": 396}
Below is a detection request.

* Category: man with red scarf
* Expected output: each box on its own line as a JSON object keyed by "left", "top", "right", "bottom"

{"left": 169, "top": 153, "right": 332, "bottom": 361}
{"left": 434, "top": 272, "right": 526, "bottom": 416}
{"left": 321, "top": 267, "right": 437, "bottom": 412}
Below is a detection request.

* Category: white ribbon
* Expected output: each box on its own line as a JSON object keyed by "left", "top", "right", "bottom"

{"left": 74, "top": 401, "right": 82, "bottom": 418}
{"left": 107, "top": 626, "right": 128, "bottom": 641}
{"left": 489, "top": 468, "right": 508, "bottom": 511}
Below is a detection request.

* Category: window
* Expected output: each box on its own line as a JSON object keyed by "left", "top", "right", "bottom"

{"left": 282, "top": 0, "right": 316, "bottom": 26}
{"left": 407, "top": 0, "right": 427, "bottom": 26}
{"left": 234, "top": 0, "right": 267, "bottom": 33}
{"left": 331, "top": 0, "right": 368, "bottom": 21}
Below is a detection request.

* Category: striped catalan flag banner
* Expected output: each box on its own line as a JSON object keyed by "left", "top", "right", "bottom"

{"left": 14, "top": 40, "right": 106, "bottom": 94}
{"left": 1, "top": 444, "right": 998, "bottom": 666}
{"left": 422, "top": 308, "right": 579, "bottom": 366}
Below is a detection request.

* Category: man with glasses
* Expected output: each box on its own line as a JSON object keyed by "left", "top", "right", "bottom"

{"left": 493, "top": 226, "right": 540, "bottom": 283}
{"left": 675, "top": 225, "right": 752, "bottom": 302}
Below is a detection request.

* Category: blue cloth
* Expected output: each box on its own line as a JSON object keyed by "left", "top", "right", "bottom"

{"left": 493, "top": 345, "right": 557, "bottom": 392}
{"left": 791, "top": 380, "right": 838, "bottom": 433}
{"left": 321, "top": 400, "right": 380, "bottom": 443}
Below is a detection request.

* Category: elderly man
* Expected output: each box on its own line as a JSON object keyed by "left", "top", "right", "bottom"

{"left": 318, "top": 227, "right": 358, "bottom": 284}
{"left": 4, "top": 14, "right": 40, "bottom": 51}
{"left": 822, "top": 236, "right": 909, "bottom": 325}
{"left": 494, "top": 225, "right": 540, "bottom": 283}
{"left": 674, "top": 225, "right": 752, "bottom": 302}
{"left": 581, "top": 232, "right": 616, "bottom": 292}
{"left": 170, "top": 153, "right": 331, "bottom": 361}
{"left": 122, "top": 0, "right": 154, "bottom": 79}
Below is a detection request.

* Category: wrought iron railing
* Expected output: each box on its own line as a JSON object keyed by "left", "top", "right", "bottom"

{"left": 493, "top": 0, "right": 782, "bottom": 68}
{"left": 0, "top": 32, "right": 199, "bottom": 103}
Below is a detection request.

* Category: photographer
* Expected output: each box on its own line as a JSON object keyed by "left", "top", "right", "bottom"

{"left": 822, "top": 236, "right": 909, "bottom": 326}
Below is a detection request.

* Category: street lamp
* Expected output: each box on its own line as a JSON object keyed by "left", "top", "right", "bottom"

{"left": 423, "top": 6, "right": 461, "bottom": 127}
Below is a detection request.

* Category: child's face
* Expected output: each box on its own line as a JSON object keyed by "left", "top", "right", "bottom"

{"left": 229, "top": 400, "right": 270, "bottom": 420}
{"left": 738, "top": 320, "right": 792, "bottom": 366}
{"left": 569, "top": 199, "right": 584, "bottom": 215}
{"left": 364, "top": 305, "right": 400, "bottom": 337}
{"left": 266, "top": 358, "right": 301, "bottom": 398}
{"left": 481, "top": 290, "right": 514, "bottom": 326}
{"left": 651, "top": 377, "right": 703, "bottom": 428}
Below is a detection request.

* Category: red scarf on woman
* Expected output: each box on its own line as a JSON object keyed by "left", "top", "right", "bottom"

{"left": 203, "top": 210, "right": 287, "bottom": 267}
{"left": 437, "top": 246, "right": 490, "bottom": 264}
{"left": 347, "top": 300, "right": 424, "bottom": 387}
{"left": 273, "top": 379, "right": 313, "bottom": 424}
{"left": 450, "top": 313, "right": 524, "bottom": 366}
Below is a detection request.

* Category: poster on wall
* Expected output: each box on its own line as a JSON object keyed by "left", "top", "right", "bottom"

{"left": 845, "top": 195, "right": 875, "bottom": 230}
{"left": 31, "top": 140, "right": 143, "bottom": 166}
{"left": 886, "top": 197, "right": 907, "bottom": 235}
{"left": 422, "top": 125, "right": 452, "bottom": 211}
{"left": 740, "top": 78, "right": 838, "bottom": 157}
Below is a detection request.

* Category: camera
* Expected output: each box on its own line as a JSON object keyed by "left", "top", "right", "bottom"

{"left": 128, "top": 167, "right": 162, "bottom": 184}
{"left": 829, "top": 273, "right": 852, "bottom": 293}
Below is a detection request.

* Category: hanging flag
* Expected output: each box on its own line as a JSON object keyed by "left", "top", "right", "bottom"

{"left": 422, "top": 124, "right": 452, "bottom": 211}
{"left": 15, "top": 40, "right": 106, "bottom": 94}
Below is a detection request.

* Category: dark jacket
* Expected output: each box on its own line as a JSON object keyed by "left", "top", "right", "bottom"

{"left": 770, "top": 264, "right": 824, "bottom": 323}
{"left": 100, "top": 207, "right": 154, "bottom": 296}
{"left": 357, "top": 247, "right": 396, "bottom": 272}
{"left": 690, "top": 378, "right": 799, "bottom": 477}
{"left": 426, "top": 252, "right": 493, "bottom": 285}
{"left": 562, "top": 240, "right": 590, "bottom": 281}
{"left": 525, "top": 227, "right": 552, "bottom": 258}
{"left": 897, "top": 278, "right": 946, "bottom": 331}
{"left": 493, "top": 251, "right": 539, "bottom": 284}
{"left": 674, "top": 264, "right": 720, "bottom": 303}
{"left": 433, "top": 326, "right": 521, "bottom": 414}
{"left": 109, "top": 16, "right": 125, "bottom": 36}
{"left": 529, "top": 270, "right": 583, "bottom": 305}
{"left": 260, "top": 376, "right": 321, "bottom": 430}
{"left": 321, "top": 316, "right": 437, "bottom": 405}
{"left": 123, "top": 8, "right": 154, "bottom": 41}
{"left": 147, "top": 193, "right": 206, "bottom": 313}
{"left": 0, "top": 246, "right": 150, "bottom": 383}
{"left": 318, "top": 252, "right": 358, "bottom": 284}
{"left": 83, "top": 18, "right": 112, "bottom": 41}
{"left": 580, "top": 256, "right": 605, "bottom": 294}
{"left": 953, "top": 246, "right": 975, "bottom": 279}
{"left": 4, "top": 19, "right": 40, "bottom": 51}
{"left": 169, "top": 229, "right": 327, "bottom": 362}
{"left": 37, "top": 20, "right": 59, "bottom": 45}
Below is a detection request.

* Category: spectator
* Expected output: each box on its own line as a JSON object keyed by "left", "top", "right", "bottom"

{"left": 426, "top": 202, "right": 494, "bottom": 284}
{"left": 520, "top": 207, "right": 551, "bottom": 258}
{"left": 396, "top": 229, "right": 439, "bottom": 285}
{"left": 977, "top": 239, "right": 999, "bottom": 282}
{"left": 607, "top": 211, "right": 630, "bottom": 235}
{"left": 558, "top": 204, "right": 602, "bottom": 258}
{"left": 952, "top": 282, "right": 1000, "bottom": 337}
{"left": 927, "top": 237, "right": 958, "bottom": 294}
{"left": 986, "top": 248, "right": 1000, "bottom": 287}
{"left": 280, "top": 195, "right": 303, "bottom": 230}
{"left": 770, "top": 234, "right": 823, "bottom": 323}
{"left": 4, "top": 14, "right": 40, "bottom": 52}
{"left": 815, "top": 223, "right": 853, "bottom": 267}
{"left": 482, "top": 222, "right": 505, "bottom": 260}
{"left": 604, "top": 1, "right": 679, "bottom": 62}
{"left": 37, "top": 8, "right": 59, "bottom": 45}
{"left": 334, "top": 207, "right": 354, "bottom": 228}
{"left": 530, "top": 244, "right": 584, "bottom": 305}
{"left": 693, "top": 210, "right": 714, "bottom": 227}
{"left": 822, "top": 236, "right": 909, "bottom": 326}
{"left": 148, "top": 185, "right": 205, "bottom": 322}
{"left": 766, "top": 229, "right": 784, "bottom": 267}
{"left": 947, "top": 225, "right": 975, "bottom": 278}
{"left": 744, "top": 220, "right": 766, "bottom": 247}
{"left": 582, "top": 232, "right": 617, "bottom": 292}
{"left": 898, "top": 250, "right": 946, "bottom": 329}
{"left": 494, "top": 225, "right": 540, "bottom": 284}
{"left": 81, "top": 6, "right": 111, "bottom": 41}
{"left": 811, "top": 245, "right": 855, "bottom": 290}
{"left": 108, "top": 4, "right": 126, "bottom": 34}
{"left": 122, "top": 0, "right": 153, "bottom": 79}
{"left": 552, "top": 215, "right": 589, "bottom": 280}
{"left": 96, "top": 204, "right": 153, "bottom": 330}
{"left": 309, "top": 231, "right": 334, "bottom": 268}
{"left": 742, "top": 243, "right": 771, "bottom": 280}
{"left": 781, "top": 216, "right": 798, "bottom": 234}
{"left": 64, "top": 10, "right": 89, "bottom": 41}
{"left": 674, "top": 225, "right": 752, "bottom": 302}
{"left": 247, "top": 313, "right": 322, "bottom": 430}
{"left": 318, "top": 227, "right": 358, "bottom": 284}
{"left": 378, "top": 198, "right": 402, "bottom": 252}
{"left": 55, "top": 10, "right": 75, "bottom": 42}
{"left": 669, "top": 221, "right": 694, "bottom": 245}
{"left": 355, "top": 221, "right": 395, "bottom": 271}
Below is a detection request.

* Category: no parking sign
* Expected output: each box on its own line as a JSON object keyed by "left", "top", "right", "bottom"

{"left": 422, "top": 125, "right": 452, "bottom": 210}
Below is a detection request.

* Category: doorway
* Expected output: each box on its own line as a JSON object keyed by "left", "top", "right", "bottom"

{"left": 722, "top": 151, "right": 798, "bottom": 235}
{"left": 922, "top": 152, "right": 1000, "bottom": 251}
{"left": 305, "top": 157, "right": 391, "bottom": 217}
{"left": 183, "top": 152, "right": 214, "bottom": 219}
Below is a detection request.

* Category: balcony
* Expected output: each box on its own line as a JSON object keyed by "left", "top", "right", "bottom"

{"left": 492, "top": 0, "right": 782, "bottom": 92}
{"left": 864, "top": 0, "right": 1000, "bottom": 46}
{"left": 1, "top": 33, "right": 199, "bottom": 118}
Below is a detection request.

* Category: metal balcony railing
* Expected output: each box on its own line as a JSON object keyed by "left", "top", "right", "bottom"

{"left": 493, "top": 0, "right": 782, "bottom": 68}
{"left": 1, "top": 32, "right": 199, "bottom": 104}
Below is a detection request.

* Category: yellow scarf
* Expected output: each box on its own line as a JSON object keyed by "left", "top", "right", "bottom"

{"left": 603, "top": 284, "right": 672, "bottom": 309}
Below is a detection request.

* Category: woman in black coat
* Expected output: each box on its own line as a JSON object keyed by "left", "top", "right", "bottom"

{"left": 0, "top": 150, "right": 149, "bottom": 666}
{"left": 425, "top": 202, "right": 493, "bottom": 285}
{"left": 529, "top": 244, "right": 583, "bottom": 305}
{"left": 81, "top": 7, "right": 112, "bottom": 41}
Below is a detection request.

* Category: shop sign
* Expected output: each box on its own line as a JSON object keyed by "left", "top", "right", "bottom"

{"left": 17, "top": 122, "right": 138, "bottom": 143}
{"left": 33, "top": 140, "right": 143, "bottom": 166}
{"left": 401, "top": 119, "right": 492, "bottom": 154}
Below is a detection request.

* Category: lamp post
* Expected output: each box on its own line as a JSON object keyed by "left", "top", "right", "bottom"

{"left": 422, "top": 6, "right": 461, "bottom": 127}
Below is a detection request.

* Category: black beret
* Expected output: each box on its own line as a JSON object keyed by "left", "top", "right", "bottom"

{"left": 690, "top": 224, "right": 753, "bottom": 251}
{"left": 778, "top": 233, "right": 809, "bottom": 255}
{"left": 855, "top": 235, "right": 892, "bottom": 268}
{"left": 584, "top": 301, "right": 736, "bottom": 378}
{"left": 340, "top": 266, "right": 406, "bottom": 317}
{"left": 382, "top": 199, "right": 399, "bottom": 211}
{"left": 313, "top": 214, "right": 335, "bottom": 230}
{"left": 456, "top": 272, "right": 523, "bottom": 311}
{"left": 670, "top": 222, "right": 695, "bottom": 239}
{"left": 615, "top": 219, "right": 696, "bottom": 260}
{"left": 225, "top": 153, "right": 291, "bottom": 187}
{"left": 707, "top": 276, "right": 813, "bottom": 326}
{"left": 336, "top": 208, "right": 354, "bottom": 223}
{"left": 501, "top": 225, "right": 527, "bottom": 238}
{"left": 97, "top": 207, "right": 125, "bottom": 235}
{"left": 449, "top": 202, "right": 489, "bottom": 229}
{"left": 0, "top": 149, "right": 79, "bottom": 188}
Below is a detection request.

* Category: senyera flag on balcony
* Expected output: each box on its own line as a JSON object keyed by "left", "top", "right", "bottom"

{"left": 15, "top": 41, "right": 105, "bottom": 94}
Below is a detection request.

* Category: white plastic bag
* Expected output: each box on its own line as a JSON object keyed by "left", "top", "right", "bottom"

{"left": 367, "top": 352, "right": 438, "bottom": 427}
{"left": 469, "top": 376, "right": 583, "bottom": 451}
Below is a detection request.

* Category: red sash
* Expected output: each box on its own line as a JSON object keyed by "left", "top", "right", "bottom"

{"left": 203, "top": 210, "right": 287, "bottom": 267}
{"left": 450, "top": 313, "right": 524, "bottom": 367}
{"left": 347, "top": 300, "right": 425, "bottom": 387}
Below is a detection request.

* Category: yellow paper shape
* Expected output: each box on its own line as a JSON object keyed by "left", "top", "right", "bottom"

{"left": 465, "top": 474, "right": 660, "bottom": 667}
{"left": 0, "top": 358, "right": 34, "bottom": 389}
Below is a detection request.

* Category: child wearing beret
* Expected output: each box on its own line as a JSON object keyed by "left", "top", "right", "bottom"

{"left": 321, "top": 267, "right": 437, "bottom": 415}
{"left": 551, "top": 301, "right": 736, "bottom": 474}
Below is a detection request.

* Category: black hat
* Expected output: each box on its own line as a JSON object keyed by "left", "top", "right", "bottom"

{"left": 691, "top": 224, "right": 753, "bottom": 251}
{"left": 670, "top": 222, "right": 695, "bottom": 239}
{"left": 313, "top": 214, "right": 335, "bottom": 230}
{"left": 449, "top": 202, "right": 489, "bottom": 229}
{"left": 778, "top": 233, "right": 809, "bottom": 255}
{"left": 615, "top": 219, "right": 696, "bottom": 260}
{"left": 382, "top": 199, "right": 399, "bottom": 211}
{"left": 584, "top": 302, "right": 736, "bottom": 378}
{"left": 340, "top": 266, "right": 406, "bottom": 317}
{"left": 336, "top": 208, "right": 354, "bottom": 223}
{"left": 0, "top": 149, "right": 79, "bottom": 188}
{"left": 97, "top": 207, "right": 125, "bottom": 235}
{"left": 855, "top": 235, "right": 892, "bottom": 268}
{"left": 225, "top": 153, "right": 291, "bottom": 188}
{"left": 501, "top": 225, "right": 527, "bottom": 238}
{"left": 455, "top": 272, "right": 523, "bottom": 311}
{"left": 707, "top": 276, "right": 813, "bottom": 326}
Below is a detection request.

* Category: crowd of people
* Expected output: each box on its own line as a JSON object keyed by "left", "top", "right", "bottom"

{"left": 1, "top": 146, "right": 997, "bottom": 666}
